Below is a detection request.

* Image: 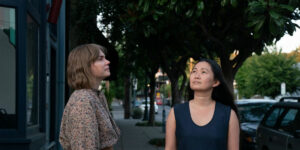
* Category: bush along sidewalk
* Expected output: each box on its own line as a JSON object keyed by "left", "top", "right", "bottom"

{"left": 132, "top": 107, "right": 143, "bottom": 119}
{"left": 149, "top": 138, "right": 165, "bottom": 147}
{"left": 135, "top": 121, "right": 162, "bottom": 126}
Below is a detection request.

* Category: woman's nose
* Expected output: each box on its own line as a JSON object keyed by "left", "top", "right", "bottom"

{"left": 106, "top": 59, "right": 110, "bottom": 65}
{"left": 194, "top": 72, "right": 200, "bottom": 78}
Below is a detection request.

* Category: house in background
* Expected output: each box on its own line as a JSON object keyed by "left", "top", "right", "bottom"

{"left": 0, "top": 0, "right": 66, "bottom": 149}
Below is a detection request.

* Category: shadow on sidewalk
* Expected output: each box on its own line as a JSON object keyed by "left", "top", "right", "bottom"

{"left": 111, "top": 101, "right": 165, "bottom": 150}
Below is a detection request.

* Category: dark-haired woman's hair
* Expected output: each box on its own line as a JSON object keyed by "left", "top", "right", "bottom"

{"left": 186, "top": 58, "right": 239, "bottom": 116}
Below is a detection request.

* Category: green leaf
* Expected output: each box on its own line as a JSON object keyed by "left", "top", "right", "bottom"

{"left": 269, "top": 10, "right": 281, "bottom": 19}
{"left": 253, "top": 29, "right": 263, "bottom": 39}
{"left": 247, "top": 16, "right": 265, "bottom": 28}
{"left": 279, "top": 4, "right": 294, "bottom": 11}
{"left": 221, "top": 0, "right": 228, "bottom": 6}
{"left": 157, "top": 0, "right": 168, "bottom": 5}
{"left": 175, "top": 6, "right": 178, "bottom": 13}
{"left": 231, "top": 0, "right": 238, "bottom": 7}
{"left": 196, "top": 10, "right": 202, "bottom": 17}
{"left": 186, "top": 10, "right": 194, "bottom": 17}
{"left": 155, "top": 10, "right": 164, "bottom": 15}
{"left": 269, "top": 20, "right": 279, "bottom": 36}
{"left": 138, "top": 0, "right": 144, "bottom": 7}
{"left": 273, "top": 18, "right": 284, "bottom": 27}
{"left": 254, "top": 19, "right": 265, "bottom": 32}
{"left": 171, "top": 0, "right": 177, "bottom": 6}
{"left": 153, "top": 14, "right": 158, "bottom": 21}
{"left": 143, "top": 1, "right": 150, "bottom": 12}
{"left": 197, "top": 1, "right": 204, "bottom": 11}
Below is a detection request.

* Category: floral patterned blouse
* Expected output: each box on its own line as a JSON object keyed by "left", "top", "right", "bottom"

{"left": 59, "top": 89, "right": 120, "bottom": 150}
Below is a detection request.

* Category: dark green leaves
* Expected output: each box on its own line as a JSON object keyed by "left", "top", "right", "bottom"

{"left": 247, "top": 0, "right": 298, "bottom": 39}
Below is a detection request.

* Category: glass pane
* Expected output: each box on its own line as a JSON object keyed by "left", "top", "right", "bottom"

{"left": 27, "top": 15, "right": 39, "bottom": 126}
{"left": 238, "top": 103, "right": 274, "bottom": 122}
{"left": 50, "top": 22, "right": 57, "bottom": 37}
{"left": 264, "top": 108, "right": 284, "bottom": 128}
{"left": 0, "top": 6, "right": 17, "bottom": 129}
{"left": 279, "top": 109, "right": 298, "bottom": 133}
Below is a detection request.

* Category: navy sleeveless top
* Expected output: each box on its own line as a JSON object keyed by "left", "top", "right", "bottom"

{"left": 174, "top": 101, "right": 231, "bottom": 150}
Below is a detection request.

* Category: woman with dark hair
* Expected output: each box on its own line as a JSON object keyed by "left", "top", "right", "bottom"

{"left": 59, "top": 44, "right": 120, "bottom": 150}
{"left": 165, "top": 58, "right": 240, "bottom": 150}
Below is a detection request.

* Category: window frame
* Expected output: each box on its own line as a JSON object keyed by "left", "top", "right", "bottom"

{"left": 0, "top": 0, "right": 46, "bottom": 138}
{"left": 262, "top": 106, "right": 287, "bottom": 129}
{"left": 278, "top": 108, "right": 300, "bottom": 135}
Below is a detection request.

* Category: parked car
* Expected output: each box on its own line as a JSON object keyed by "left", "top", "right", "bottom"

{"left": 137, "top": 99, "right": 158, "bottom": 114}
{"left": 236, "top": 99, "right": 276, "bottom": 150}
{"left": 156, "top": 98, "right": 163, "bottom": 105}
{"left": 257, "top": 97, "right": 300, "bottom": 150}
{"left": 156, "top": 97, "right": 171, "bottom": 106}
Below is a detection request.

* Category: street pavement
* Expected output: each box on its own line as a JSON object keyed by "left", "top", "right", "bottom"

{"left": 112, "top": 101, "right": 170, "bottom": 150}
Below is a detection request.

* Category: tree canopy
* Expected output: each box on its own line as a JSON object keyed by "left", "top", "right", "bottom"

{"left": 99, "top": 0, "right": 300, "bottom": 88}
{"left": 90, "top": 0, "right": 300, "bottom": 122}
{"left": 235, "top": 50, "right": 300, "bottom": 98}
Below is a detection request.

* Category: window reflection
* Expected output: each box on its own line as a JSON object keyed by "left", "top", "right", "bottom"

{"left": 27, "top": 15, "right": 39, "bottom": 126}
{"left": 264, "top": 108, "right": 285, "bottom": 128}
{"left": 0, "top": 6, "right": 16, "bottom": 129}
{"left": 238, "top": 103, "right": 274, "bottom": 123}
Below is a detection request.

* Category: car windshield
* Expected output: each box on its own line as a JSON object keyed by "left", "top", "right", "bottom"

{"left": 238, "top": 103, "right": 273, "bottom": 123}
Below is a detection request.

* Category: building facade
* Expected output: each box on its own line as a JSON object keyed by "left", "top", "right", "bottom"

{"left": 0, "top": 0, "right": 65, "bottom": 149}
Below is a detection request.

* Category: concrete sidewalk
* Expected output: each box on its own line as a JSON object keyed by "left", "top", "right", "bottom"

{"left": 112, "top": 101, "right": 165, "bottom": 150}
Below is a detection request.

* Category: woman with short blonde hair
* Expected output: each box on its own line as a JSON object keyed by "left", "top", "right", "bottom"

{"left": 60, "top": 43, "right": 120, "bottom": 150}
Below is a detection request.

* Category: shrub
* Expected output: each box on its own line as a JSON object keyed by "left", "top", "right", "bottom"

{"left": 135, "top": 121, "right": 163, "bottom": 126}
{"left": 149, "top": 138, "right": 165, "bottom": 147}
{"left": 132, "top": 107, "right": 143, "bottom": 119}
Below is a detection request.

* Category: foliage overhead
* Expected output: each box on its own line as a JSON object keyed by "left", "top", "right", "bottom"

{"left": 98, "top": 0, "right": 300, "bottom": 101}
{"left": 100, "top": 0, "right": 300, "bottom": 88}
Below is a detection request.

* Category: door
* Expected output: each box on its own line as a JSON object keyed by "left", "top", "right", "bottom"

{"left": 257, "top": 107, "right": 286, "bottom": 150}
{"left": 286, "top": 109, "right": 300, "bottom": 150}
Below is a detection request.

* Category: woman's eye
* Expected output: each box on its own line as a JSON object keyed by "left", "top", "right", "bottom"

{"left": 97, "top": 57, "right": 103, "bottom": 60}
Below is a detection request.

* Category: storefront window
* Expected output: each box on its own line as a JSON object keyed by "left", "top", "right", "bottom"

{"left": 0, "top": 6, "right": 17, "bottom": 129}
{"left": 27, "top": 15, "right": 39, "bottom": 126}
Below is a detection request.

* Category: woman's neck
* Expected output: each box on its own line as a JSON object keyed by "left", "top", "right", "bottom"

{"left": 192, "top": 91, "right": 214, "bottom": 106}
{"left": 92, "top": 80, "right": 102, "bottom": 90}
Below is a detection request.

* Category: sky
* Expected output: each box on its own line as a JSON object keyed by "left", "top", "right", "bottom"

{"left": 275, "top": 20, "right": 300, "bottom": 53}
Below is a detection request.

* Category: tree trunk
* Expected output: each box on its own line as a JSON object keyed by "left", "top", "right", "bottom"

{"left": 143, "top": 78, "right": 149, "bottom": 121}
{"left": 148, "top": 75, "right": 156, "bottom": 126}
{"left": 219, "top": 50, "right": 252, "bottom": 94}
{"left": 161, "top": 56, "right": 188, "bottom": 106}
{"left": 124, "top": 76, "right": 131, "bottom": 119}
{"left": 170, "top": 78, "right": 181, "bottom": 106}
{"left": 220, "top": 56, "right": 234, "bottom": 93}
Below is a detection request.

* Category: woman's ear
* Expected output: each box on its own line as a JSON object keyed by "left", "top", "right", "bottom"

{"left": 212, "top": 80, "right": 220, "bottom": 87}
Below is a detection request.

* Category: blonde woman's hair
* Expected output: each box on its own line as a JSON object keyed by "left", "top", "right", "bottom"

{"left": 67, "top": 43, "right": 107, "bottom": 89}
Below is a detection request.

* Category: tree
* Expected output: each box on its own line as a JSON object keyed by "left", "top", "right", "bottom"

{"left": 67, "top": 0, "right": 119, "bottom": 80}
{"left": 98, "top": 0, "right": 300, "bottom": 105}
{"left": 99, "top": 0, "right": 204, "bottom": 106}
{"left": 235, "top": 51, "right": 300, "bottom": 98}
{"left": 286, "top": 47, "right": 300, "bottom": 62}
